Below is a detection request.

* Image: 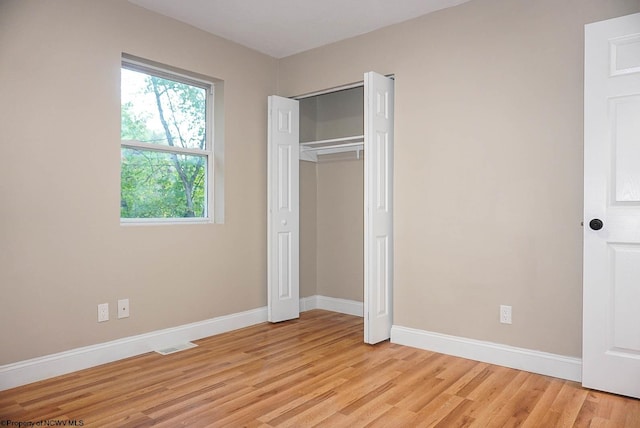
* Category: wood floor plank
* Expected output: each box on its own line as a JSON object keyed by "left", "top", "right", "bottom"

{"left": 329, "top": 398, "right": 393, "bottom": 428}
{"left": 1, "top": 310, "right": 639, "bottom": 427}
{"left": 554, "top": 383, "right": 590, "bottom": 427}
{"left": 252, "top": 376, "right": 344, "bottom": 424}
{"left": 520, "top": 377, "right": 566, "bottom": 428}
{"left": 432, "top": 397, "right": 475, "bottom": 428}
{"left": 396, "top": 357, "right": 477, "bottom": 413}
{"left": 484, "top": 372, "right": 550, "bottom": 427}
{"left": 468, "top": 370, "right": 532, "bottom": 427}
{"left": 410, "top": 393, "right": 468, "bottom": 427}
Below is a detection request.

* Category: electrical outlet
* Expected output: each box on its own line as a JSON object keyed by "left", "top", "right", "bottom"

{"left": 98, "top": 303, "right": 109, "bottom": 322}
{"left": 500, "top": 305, "right": 512, "bottom": 324}
{"left": 117, "top": 298, "right": 130, "bottom": 319}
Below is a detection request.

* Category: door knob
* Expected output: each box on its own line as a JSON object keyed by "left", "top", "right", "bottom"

{"left": 589, "top": 219, "right": 603, "bottom": 231}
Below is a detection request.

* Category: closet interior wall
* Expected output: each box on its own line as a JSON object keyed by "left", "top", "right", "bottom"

{"left": 299, "top": 87, "right": 365, "bottom": 303}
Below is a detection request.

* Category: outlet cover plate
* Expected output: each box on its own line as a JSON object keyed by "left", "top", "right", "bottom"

{"left": 98, "top": 303, "right": 109, "bottom": 322}
{"left": 500, "top": 305, "right": 512, "bottom": 324}
{"left": 117, "top": 298, "right": 130, "bottom": 319}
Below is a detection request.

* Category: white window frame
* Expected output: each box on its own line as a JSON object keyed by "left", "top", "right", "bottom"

{"left": 120, "top": 56, "right": 216, "bottom": 225}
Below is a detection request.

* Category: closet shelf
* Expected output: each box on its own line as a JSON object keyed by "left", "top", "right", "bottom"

{"left": 300, "top": 135, "right": 364, "bottom": 162}
{"left": 300, "top": 135, "right": 364, "bottom": 147}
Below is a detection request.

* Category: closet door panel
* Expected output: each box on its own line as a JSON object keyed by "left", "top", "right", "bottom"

{"left": 268, "top": 95, "right": 300, "bottom": 323}
{"left": 364, "top": 72, "right": 394, "bottom": 344}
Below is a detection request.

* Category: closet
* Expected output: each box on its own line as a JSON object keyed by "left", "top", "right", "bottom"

{"left": 267, "top": 71, "right": 394, "bottom": 344}
{"left": 299, "top": 87, "right": 365, "bottom": 309}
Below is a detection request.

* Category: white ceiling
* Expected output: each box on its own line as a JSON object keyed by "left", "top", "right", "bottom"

{"left": 128, "top": 0, "right": 471, "bottom": 58}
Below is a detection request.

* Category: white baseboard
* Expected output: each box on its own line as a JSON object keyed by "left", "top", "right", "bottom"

{"left": 0, "top": 307, "right": 267, "bottom": 391}
{"left": 300, "top": 295, "right": 363, "bottom": 317}
{"left": 391, "top": 325, "right": 582, "bottom": 382}
{"left": 3, "top": 303, "right": 578, "bottom": 391}
{"left": 0, "top": 298, "right": 361, "bottom": 392}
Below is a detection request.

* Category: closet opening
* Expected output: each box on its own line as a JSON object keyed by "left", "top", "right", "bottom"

{"left": 267, "top": 71, "right": 393, "bottom": 343}
{"left": 299, "top": 86, "right": 366, "bottom": 317}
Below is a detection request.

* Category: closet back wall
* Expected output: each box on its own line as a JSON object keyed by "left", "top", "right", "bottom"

{"left": 316, "top": 157, "right": 364, "bottom": 302}
{"left": 299, "top": 87, "right": 365, "bottom": 303}
{"left": 300, "top": 156, "right": 364, "bottom": 303}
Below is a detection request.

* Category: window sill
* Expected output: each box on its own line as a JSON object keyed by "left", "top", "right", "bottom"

{"left": 120, "top": 217, "right": 214, "bottom": 226}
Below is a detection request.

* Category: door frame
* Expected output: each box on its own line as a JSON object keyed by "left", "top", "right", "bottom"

{"left": 268, "top": 74, "right": 395, "bottom": 343}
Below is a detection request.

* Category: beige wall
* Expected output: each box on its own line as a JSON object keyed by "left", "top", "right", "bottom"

{"left": 300, "top": 156, "right": 364, "bottom": 302}
{"left": 279, "top": 0, "right": 640, "bottom": 357}
{"left": 0, "top": 0, "right": 276, "bottom": 364}
{"left": 2, "top": 0, "right": 640, "bottom": 367}
{"left": 300, "top": 161, "right": 317, "bottom": 298}
{"left": 316, "top": 157, "right": 364, "bottom": 302}
{"left": 300, "top": 98, "right": 318, "bottom": 143}
{"left": 315, "top": 87, "right": 364, "bottom": 140}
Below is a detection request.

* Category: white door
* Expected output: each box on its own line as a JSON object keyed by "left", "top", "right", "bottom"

{"left": 364, "top": 72, "right": 394, "bottom": 344}
{"left": 267, "top": 96, "right": 300, "bottom": 322}
{"left": 583, "top": 12, "right": 640, "bottom": 399}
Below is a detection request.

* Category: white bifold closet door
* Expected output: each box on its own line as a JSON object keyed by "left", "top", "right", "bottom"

{"left": 267, "top": 95, "right": 300, "bottom": 322}
{"left": 267, "top": 72, "right": 394, "bottom": 344}
{"left": 363, "top": 72, "right": 394, "bottom": 344}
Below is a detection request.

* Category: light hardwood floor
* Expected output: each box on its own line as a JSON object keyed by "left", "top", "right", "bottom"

{"left": 1, "top": 310, "right": 639, "bottom": 427}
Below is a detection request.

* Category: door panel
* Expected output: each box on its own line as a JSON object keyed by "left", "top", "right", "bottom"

{"left": 278, "top": 232, "right": 292, "bottom": 299}
{"left": 609, "top": 245, "right": 640, "bottom": 352}
{"left": 583, "top": 12, "right": 640, "bottom": 399}
{"left": 612, "top": 96, "right": 640, "bottom": 202}
{"left": 268, "top": 96, "right": 300, "bottom": 323}
{"left": 364, "top": 72, "right": 394, "bottom": 344}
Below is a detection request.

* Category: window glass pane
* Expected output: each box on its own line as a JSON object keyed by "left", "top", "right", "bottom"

{"left": 120, "top": 148, "right": 206, "bottom": 219}
{"left": 121, "top": 68, "right": 207, "bottom": 150}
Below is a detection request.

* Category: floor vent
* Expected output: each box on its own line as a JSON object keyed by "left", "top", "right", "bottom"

{"left": 154, "top": 342, "right": 197, "bottom": 355}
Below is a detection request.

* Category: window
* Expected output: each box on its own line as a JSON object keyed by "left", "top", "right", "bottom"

{"left": 120, "top": 57, "right": 215, "bottom": 222}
